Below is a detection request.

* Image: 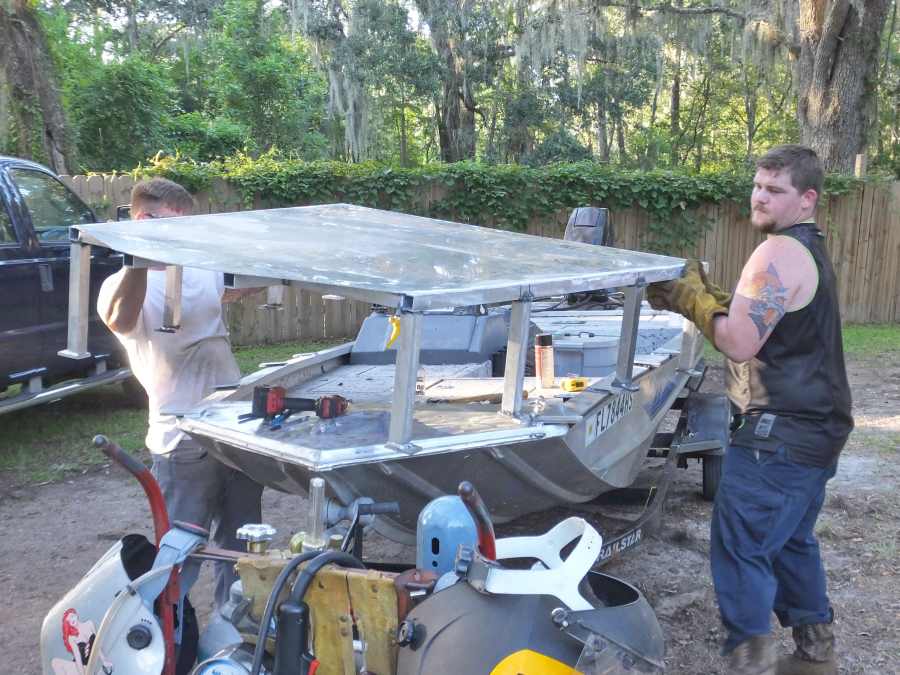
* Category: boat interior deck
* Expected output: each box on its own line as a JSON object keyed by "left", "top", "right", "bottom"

{"left": 184, "top": 307, "right": 688, "bottom": 455}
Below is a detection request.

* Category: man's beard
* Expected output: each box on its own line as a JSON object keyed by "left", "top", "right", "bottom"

{"left": 751, "top": 211, "right": 776, "bottom": 234}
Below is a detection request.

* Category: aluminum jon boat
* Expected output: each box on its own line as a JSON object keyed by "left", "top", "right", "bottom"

{"left": 64, "top": 204, "right": 717, "bottom": 544}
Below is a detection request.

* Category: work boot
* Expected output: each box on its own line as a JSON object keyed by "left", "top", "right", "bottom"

{"left": 776, "top": 623, "right": 837, "bottom": 675}
{"left": 728, "top": 636, "right": 777, "bottom": 675}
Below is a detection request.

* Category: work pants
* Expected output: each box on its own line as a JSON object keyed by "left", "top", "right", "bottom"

{"left": 152, "top": 438, "right": 264, "bottom": 608}
{"left": 710, "top": 443, "right": 837, "bottom": 653}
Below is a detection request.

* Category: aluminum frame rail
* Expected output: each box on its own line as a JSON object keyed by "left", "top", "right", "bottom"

{"left": 63, "top": 204, "right": 689, "bottom": 444}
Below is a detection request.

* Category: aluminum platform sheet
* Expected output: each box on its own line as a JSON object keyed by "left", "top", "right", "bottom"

{"left": 74, "top": 204, "right": 685, "bottom": 309}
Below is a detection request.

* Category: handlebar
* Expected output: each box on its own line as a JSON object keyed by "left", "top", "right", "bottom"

{"left": 357, "top": 501, "right": 400, "bottom": 516}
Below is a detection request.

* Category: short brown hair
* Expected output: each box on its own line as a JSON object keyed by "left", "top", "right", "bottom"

{"left": 131, "top": 178, "right": 195, "bottom": 216}
{"left": 756, "top": 144, "right": 824, "bottom": 198}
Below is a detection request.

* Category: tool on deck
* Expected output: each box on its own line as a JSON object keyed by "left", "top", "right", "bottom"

{"left": 238, "top": 386, "right": 350, "bottom": 429}
{"left": 561, "top": 376, "right": 589, "bottom": 392}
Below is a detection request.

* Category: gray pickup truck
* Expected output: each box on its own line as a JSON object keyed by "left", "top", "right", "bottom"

{"left": 0, "top": 156, "right": 138, "bottom": 414}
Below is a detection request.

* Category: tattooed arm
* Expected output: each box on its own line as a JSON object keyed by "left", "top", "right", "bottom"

{"left": 711, "top": 236, "right": 817, "bottom": 362}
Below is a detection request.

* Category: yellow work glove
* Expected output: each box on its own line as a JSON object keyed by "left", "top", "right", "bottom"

{"left": 646, "top": 260, "right": 728, "bottom": 343}
{"left": 697, "top": 263, "right": 732, "bottom": 308}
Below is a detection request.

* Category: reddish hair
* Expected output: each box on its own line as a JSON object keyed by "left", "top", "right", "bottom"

{"left": 61, "top": 608, "right": 80, "bottom": 654}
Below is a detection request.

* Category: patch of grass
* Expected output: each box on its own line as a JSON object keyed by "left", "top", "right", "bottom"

{"left": 699, "top": 324, "right": 899, "bottom": 364}
{"left": 868, "top": 432, "right": 900, "bottom": 457}
{"left": 0, "top": 340, "right": 341, "bottom": 485}
{"left": 0, "top": 387, "right": 148, "bottom": 484}
{"left": 815, "top": 516, "right": 838, "bottom": 541}
{"left": 842, "top": 324, "right": 900, "bottom": 358}
{"left": 233, "top": 340, "right": 341, "bottom": 375}
{"left": 702, "top": 341, "right": 723, "bottom": 366}
{"left": 872, "top": 534, "right": 899, "bottom": 562}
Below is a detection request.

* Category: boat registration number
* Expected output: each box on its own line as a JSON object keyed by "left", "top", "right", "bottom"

{"left": 585, "top": 392, "right": 633, "bottom": 444}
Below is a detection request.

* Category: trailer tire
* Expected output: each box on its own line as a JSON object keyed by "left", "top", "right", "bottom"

{"left": 702, "top": 454, "right": 723, "bottom": 501}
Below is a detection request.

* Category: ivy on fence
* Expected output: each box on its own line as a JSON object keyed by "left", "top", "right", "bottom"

{"left": 133, "top": 152, "right": 864, "bottom": 254}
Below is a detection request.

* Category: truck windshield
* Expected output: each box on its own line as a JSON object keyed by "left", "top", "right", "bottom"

{"left": 11, "top": 168, "right": 94, "bottom": 243}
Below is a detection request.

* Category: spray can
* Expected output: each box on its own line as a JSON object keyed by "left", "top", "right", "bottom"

{"left": 535, "top": 333, "right": 555, "bottom": 388}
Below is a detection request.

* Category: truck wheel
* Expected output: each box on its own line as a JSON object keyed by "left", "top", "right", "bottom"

{"left": 121, "top": 377, "right": 148, "bottom": 408}
{"left": 702, "top": 454, "right": 723, "bottom": 501}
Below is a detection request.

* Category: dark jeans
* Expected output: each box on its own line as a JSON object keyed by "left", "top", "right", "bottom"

{"left": 152, "top": 439, "right": 264, "bottom": 608}
{"left": 710, "top": 443, "right": 837, "bottom": 653}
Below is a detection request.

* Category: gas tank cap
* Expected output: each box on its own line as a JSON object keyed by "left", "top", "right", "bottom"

{"left": 126, "top": 623, "right": 153, "bottom": 650}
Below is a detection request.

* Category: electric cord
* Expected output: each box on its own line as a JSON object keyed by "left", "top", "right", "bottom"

{"left": 248, "top": 551, "right": 319, "bottom": 675}
{"left": 249, "top": 550, "right": 364, "bottom": 675}
{"left": 288, "top": 551, "right": 364, "bottom": 605}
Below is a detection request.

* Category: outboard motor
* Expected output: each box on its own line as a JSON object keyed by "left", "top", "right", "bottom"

{"left": 564, "top": 207, "right": 616, "bottom": 306}
{"left": 564, "top": 207, "right": 614, "bottom": 247}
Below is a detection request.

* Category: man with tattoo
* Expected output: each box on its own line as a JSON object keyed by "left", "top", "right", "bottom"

{"left": 647, "top": 145, "right": 852, "bottom": 675}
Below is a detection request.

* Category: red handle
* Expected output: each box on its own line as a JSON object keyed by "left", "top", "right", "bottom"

{"left": 93, "top": 435, "right": 177, "bottom": 675}
{"left": 458, "top": 481, "right": 496, "bottom": 561}
{"left": 94, "top": 435, "right": 170, "bottom": 544}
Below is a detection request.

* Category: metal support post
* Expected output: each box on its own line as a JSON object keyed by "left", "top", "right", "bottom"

{"left": 501, "top": 299, "right": 533, "bottom": 416}
{"left": 158, "top": 265, "right": 183, "bottom": 332}
{"left": 611, "top": 285, "right": 642, "bottom": 391}
{"left": 388, "top": 311, "right": 423, "bottom": 447}
{"left": 58, "top": 242, "right": 92, "bottom": 359}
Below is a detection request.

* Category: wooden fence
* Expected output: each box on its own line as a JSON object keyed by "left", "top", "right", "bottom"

{"left": 62, "top": 175, "right": 900, "bottom": 343}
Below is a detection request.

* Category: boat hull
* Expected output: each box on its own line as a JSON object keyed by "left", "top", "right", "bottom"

{"left": 191, "top": 356, "right": 690, "bottom": 543}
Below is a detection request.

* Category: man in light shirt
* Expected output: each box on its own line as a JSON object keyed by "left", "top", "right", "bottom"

{"left": 98, "top": 177, "right": 263, "bottom": 607}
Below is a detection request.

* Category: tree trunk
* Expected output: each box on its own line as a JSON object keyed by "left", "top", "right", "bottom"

{"left": 398, "top": 96, "right": 408, "bottom": 167}
{"left": 0, "top": 0, "right": 74, "bottom": 172}
{"left": 416, "top": 0, "right": 477, "bottom": 163}
{"left": 795, "top": 0, "right": 891, "bottom": 172}
{"left": 615, "top": 117, "right": 626, "bottom": 163}
{"left": 126, "top": 0, "right": 139, "bottom": 53}
{"left": 596, "top": 102, "right": 610, "bottom": 162}
{"left": 743, "top": 70, "right": 758, "bottom": 162}
{"left": 669, "top": 43, "right": 682, "bottom": 163}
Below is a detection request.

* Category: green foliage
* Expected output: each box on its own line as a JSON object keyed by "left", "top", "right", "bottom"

{"left": 70, "top": 56, "right": 176, "bottom": 171}
{"left": 26, "top": 0, "right": 899, "bottom": 175}
{"left": 135, "top": 155, "right": 770, "bottom": 253}
{"left": 161, "top": 113, "right": 249, "bottom": 161}
{"left": 524, "top": 130, "right": 594, "bottom": 166}
{"left": 207, "top": 0, "right": 330, "bottom": 158}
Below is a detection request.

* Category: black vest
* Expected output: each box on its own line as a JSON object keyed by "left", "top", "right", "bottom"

{"left": 726, "top": 222, "right": 853, "bottom": 466}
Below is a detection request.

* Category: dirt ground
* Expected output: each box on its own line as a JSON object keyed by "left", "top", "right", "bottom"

{"left": 2, "top": 357, "right": 898, "bottom": 674}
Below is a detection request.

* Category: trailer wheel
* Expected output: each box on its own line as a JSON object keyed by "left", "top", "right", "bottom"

{"left": 702, "top": 454, "right": 723, "bottom": 501}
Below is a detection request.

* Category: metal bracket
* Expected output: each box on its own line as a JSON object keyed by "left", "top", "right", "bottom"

{"left": 384, "top": 441, "right": 423, "bottom": 455}
{"left": 59, "top": 241, "right": 92, "bottom": 359}
{"left": 157, "top": 265, "right": 183, "bottom": 332}
{"left": 610, "top": 284, "right": 643, "bottom": 392}
{"left": 388, "top": 311, "right": 423, "bottom": 445}
{"left": 123, "top": 254, "right": 154, "bottom": 269}
{"left": 501, "top": 299, "right": 533, "bottom": 416}
{"left": 259, "top": 284, "right": 285, "bottom": 310}
{"left": 11, "top": 367, "right": 46, "bottom": 394}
